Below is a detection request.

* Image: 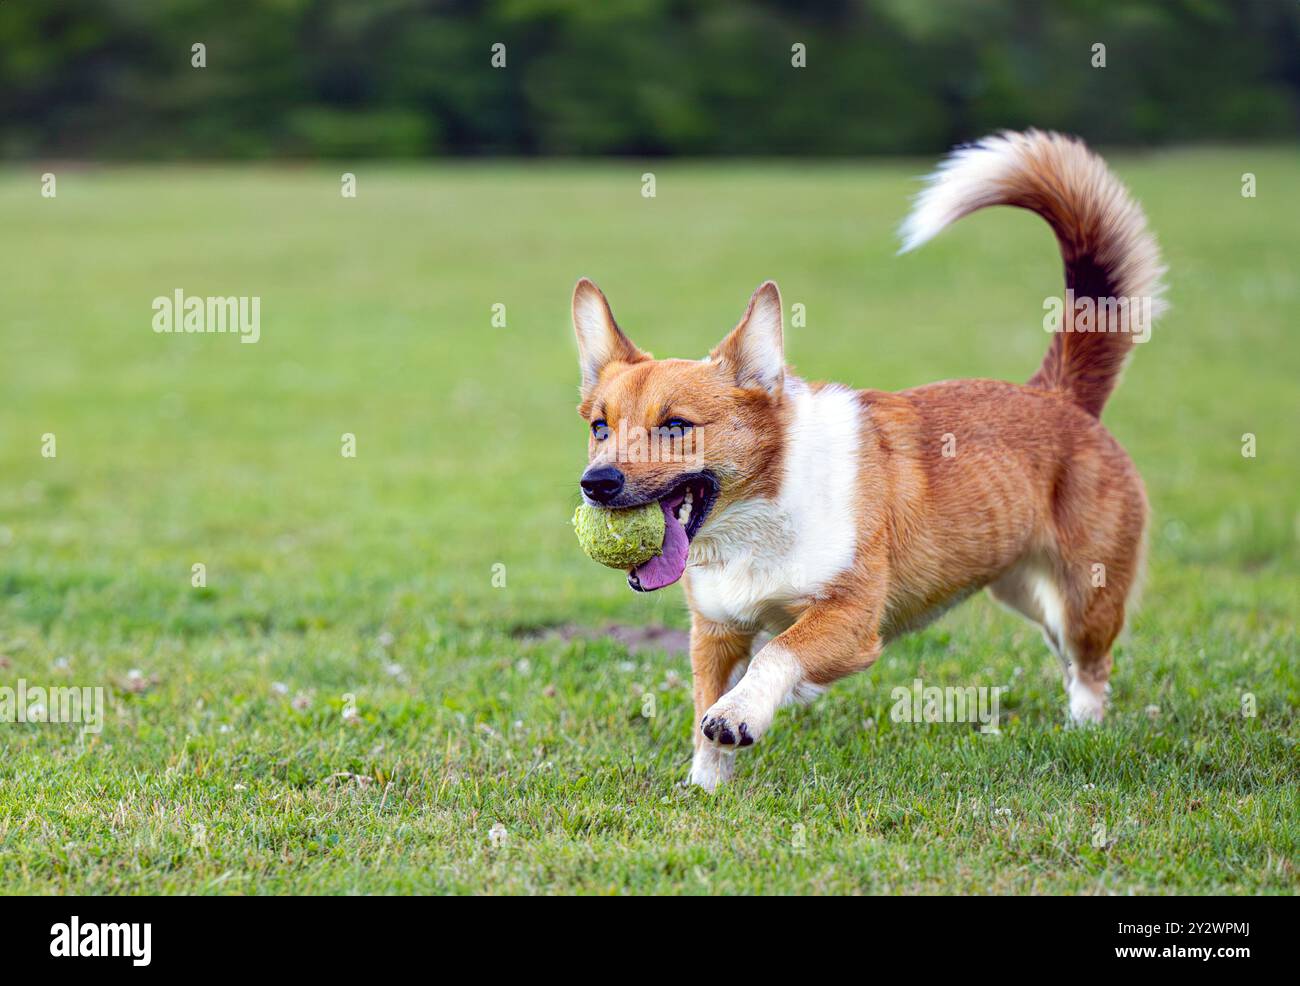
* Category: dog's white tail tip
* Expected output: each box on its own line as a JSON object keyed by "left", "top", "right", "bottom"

{"left": 895, "top": 134, "right": 1026, "bottom": 255}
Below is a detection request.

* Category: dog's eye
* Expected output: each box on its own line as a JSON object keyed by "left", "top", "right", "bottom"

{"left": 661, "top": 417, "right": 694, "bottom": 439}
{"left": 591, "top": 419, "right": 610, "bottom": 441}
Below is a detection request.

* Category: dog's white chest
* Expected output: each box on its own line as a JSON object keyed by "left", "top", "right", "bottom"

{"left": 686, "top": 382, "right": 861, "bottom": 632}
{"left": 687, "top": 550, "right": 812, "bottom": 632}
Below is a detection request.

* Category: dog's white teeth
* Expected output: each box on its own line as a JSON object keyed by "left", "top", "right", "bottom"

{"left": 673, "top": 488, "right": 697, "bottom": 525}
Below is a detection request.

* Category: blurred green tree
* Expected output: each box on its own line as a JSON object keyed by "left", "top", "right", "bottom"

{"left": 0, "top": 0, "right": 1295, "bottom": 158}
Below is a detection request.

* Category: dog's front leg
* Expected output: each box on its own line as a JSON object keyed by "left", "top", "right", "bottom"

{"left": 699, "top": 593, "right": 883, "bottom": 765}
{"left": 687, "top": 618, "right": 754, "bottom": 791}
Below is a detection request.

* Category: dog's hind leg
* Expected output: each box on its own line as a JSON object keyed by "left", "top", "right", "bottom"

{"left": 995, "top": 545, "right": 1145, "bottom": 725}
{"left": 1054, "top": 556, "right": 1138, "bottom": 724}
{"left": 1049, "top": 459, "right": 1147, "bottom": 724}
{"left": 989, "top": 559, "right": 1071, "bottom": 679}
{"left": 991, "top": 556, "right": 1130, "bottom": 724}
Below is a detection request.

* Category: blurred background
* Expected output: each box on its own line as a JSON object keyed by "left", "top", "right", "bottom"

{"left": 3, "top": 0, "right": 1299, "bottom": 160}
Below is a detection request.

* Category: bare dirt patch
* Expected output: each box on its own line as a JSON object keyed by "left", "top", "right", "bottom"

{"left": 514, "top": 623, "right": 691, "bottom": 656}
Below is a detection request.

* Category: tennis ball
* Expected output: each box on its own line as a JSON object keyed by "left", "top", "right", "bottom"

{"left": 572, "top": 501, "right": 665, "bottom": 568}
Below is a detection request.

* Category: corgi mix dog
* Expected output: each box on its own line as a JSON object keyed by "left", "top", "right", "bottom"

{"left": 571, "top": 131, "right": 1165, "bottom": 789}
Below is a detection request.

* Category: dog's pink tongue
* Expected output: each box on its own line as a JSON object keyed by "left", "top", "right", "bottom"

{"left": 632, "top": 501, "right": 688, "bottom": 590}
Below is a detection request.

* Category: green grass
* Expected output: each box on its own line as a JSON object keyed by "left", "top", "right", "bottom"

{"left": 1, "top": 149, "right": 1297, "bottom": 894}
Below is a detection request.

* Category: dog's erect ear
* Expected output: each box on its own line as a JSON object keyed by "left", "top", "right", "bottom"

{"left": 712, "top": 281, "right": 784, "bottom": 393}
{"left": 572, "top": 278, "right": 645, "bottom": 397}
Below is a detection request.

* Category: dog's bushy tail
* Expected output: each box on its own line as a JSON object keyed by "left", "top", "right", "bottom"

{"left": 898, "top": 129, "right": 1166, "bottom": 418}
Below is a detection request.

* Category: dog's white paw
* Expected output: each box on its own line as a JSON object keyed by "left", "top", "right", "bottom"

{"left": 688, "top": 745, "right": 735, "bottom": 791}
{"left": 1067, "top": 674, "right": 1107, "bottom": 724}
{"left": 700, "top": 694, "right": 772, "bottom": 750}
{"left": 700, "top": 645, "right": 806, "bottom": 751}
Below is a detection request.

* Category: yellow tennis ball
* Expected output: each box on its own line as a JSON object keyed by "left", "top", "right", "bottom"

{"left": 572, "top": 502, "right": 665, "bottom": 568}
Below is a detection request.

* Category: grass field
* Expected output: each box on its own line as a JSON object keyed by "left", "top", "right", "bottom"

{"left": 1, "top": 149, "right": 1297, "bottom": 894}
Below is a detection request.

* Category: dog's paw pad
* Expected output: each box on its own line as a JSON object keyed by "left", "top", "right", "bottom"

{"left": 701, "top": 715, "right": 753, "bottom": 748}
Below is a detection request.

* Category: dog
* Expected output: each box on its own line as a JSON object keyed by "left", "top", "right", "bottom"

{"left": 571, "top": 130, "right": 1165, "bottom": 790}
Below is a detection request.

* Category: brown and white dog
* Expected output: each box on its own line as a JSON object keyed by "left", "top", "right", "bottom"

{"left": 571, "top": 131, "right": 1165, "bottom": 789}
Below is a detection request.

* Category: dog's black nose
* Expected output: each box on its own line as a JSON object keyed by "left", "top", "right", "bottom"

{"left": 580, "top": 465, "right": 625, "bottom": 504}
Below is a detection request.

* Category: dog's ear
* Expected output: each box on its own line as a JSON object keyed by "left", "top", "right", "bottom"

{"left": 712, "top": 281, "right": 784, "bottom": 393}
{"left": 572, "top": 278, "right": 645, "bottom": 397}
